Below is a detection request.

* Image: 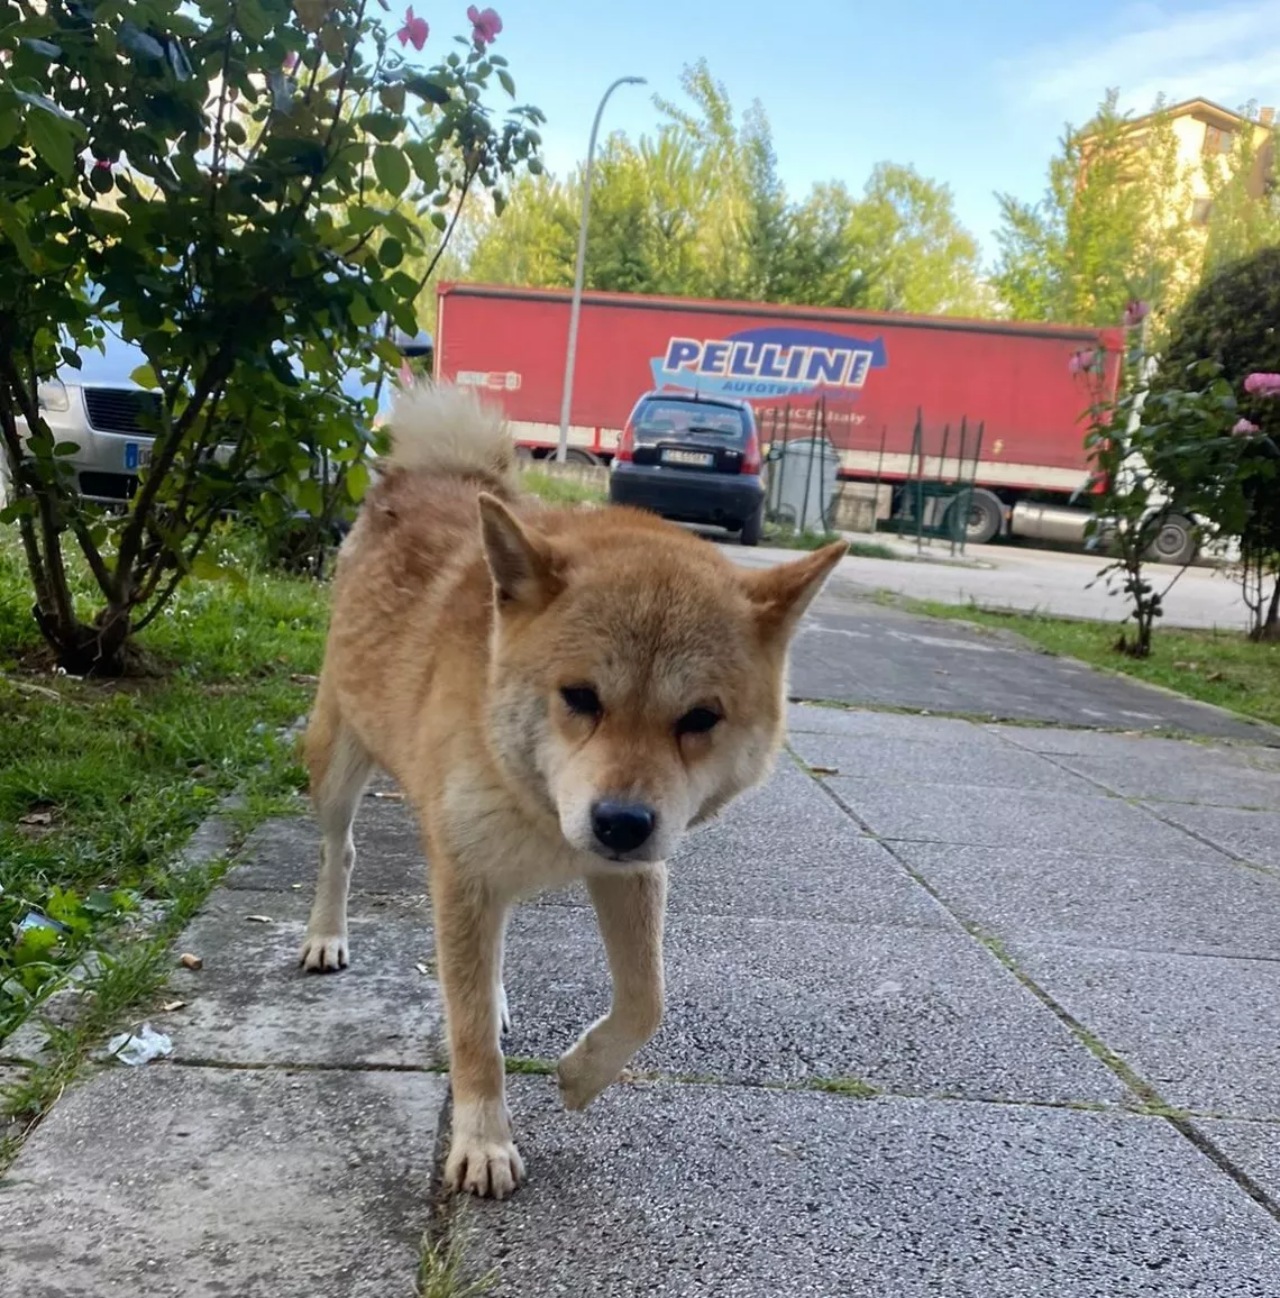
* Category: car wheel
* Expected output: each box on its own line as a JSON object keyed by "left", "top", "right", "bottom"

{"left": 740, "top": 503, "right": 764, "bottom": 547}
{"left": 1145, "top": 513, "right": 1198, "bottom": 566}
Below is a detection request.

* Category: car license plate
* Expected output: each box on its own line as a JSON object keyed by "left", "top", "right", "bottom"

{"left": 662, "top": 449, "right": 713, "bottom": 468}
{"left": 124, "top": 442, "right": 152, "bottom": 471}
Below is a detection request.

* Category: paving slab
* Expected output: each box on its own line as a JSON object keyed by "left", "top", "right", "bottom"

{"left": 469, "top": 1080, "right": 1280, "bottom": 1298}
{"left": 1051, "top": 749, "right": 1280, "bottom": 810}
{"left": 226, "top": 794, "right": 426, "bottom": 896}
{"left": 534, "top": 762, "right": 951, "bottom": 928}
{"left": 892, "top": 842, "right": 1280, "bottom": 958}
{"left": 502, "top": 907, "right": 1125, "bottom": 1104}
{"left": 168, "top": 888, "right": 442, "bottom": 1068}
{"left": 825, "top": 777, "right": 1226, "bottom": 859}
{"left": 1197, "top": 1119, "right": 1280, "bottom": 1205}
{"left": 1146, "top": 802, "right": 1280, "bottom": 870}
{"left": 0, "top": 1064, "right": 446, "bottom": 1297}
{"left": 990, "top": 724, "right": 1280, "bottom": 763}
{"left": 1009, "top": 941, "right": 1280, "bottom": 1118}
{"left": 789, "top": 731, "right": 1100, "bottom": 794}
{"left": 786, "top": 702, "right": 1005, "bottom": 746}
{"left": 790, "top": 586, "right": 1276, "bottom": 741}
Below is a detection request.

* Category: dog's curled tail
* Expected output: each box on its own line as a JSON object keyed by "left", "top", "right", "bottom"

{"left": 384, "top": 381, "right": 517, "bottom": 494}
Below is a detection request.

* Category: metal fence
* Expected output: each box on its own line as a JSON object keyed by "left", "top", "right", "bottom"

{"left": 758, "top": 399, "right": 984, "bottom": 556}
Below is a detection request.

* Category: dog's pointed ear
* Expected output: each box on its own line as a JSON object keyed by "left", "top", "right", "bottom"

{"left": 739, "top": 540, "right": 846, "bottom": 639}
{"left": 478, "top": 494, "right": 563, "bottom": 609}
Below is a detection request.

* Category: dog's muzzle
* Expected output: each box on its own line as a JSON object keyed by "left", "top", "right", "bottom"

{"left": 590, "top": 799, "right": 657, "bottom": 859}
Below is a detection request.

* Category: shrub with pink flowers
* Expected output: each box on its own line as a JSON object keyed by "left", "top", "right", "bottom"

{"left": 1148, "top": 247, "right": 1280, "bottom": 640}
{"left": 0, "top": 2, "right": 542, "bottom": 672}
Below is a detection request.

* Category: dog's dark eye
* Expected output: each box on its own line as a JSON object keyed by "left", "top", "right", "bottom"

{"left": 560, "top": 686, "right": 602, "bottom": 717}
{"left": 676, "top": 707, "right": 721, "bottom": 737}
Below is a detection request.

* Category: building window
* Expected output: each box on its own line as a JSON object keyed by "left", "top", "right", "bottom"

{"left": 1191, "top": 197, "right": 1214, "bottom": 225}
{"left": 1203, "top": 125, "right": 1235, "bottom": 155}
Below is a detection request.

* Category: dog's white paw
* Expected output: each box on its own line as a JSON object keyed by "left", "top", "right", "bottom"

{"left": 556, "top": 1036, "right": 622, "bottom": 1112}
{"left": 299, "top": 933, "right": 349, "bottom": 972}
{"left": 445, "top": 1136, "right": 525, "bottom": 1199}
{"left": 498, "top": 982, "right": 511, "bottom": 1036}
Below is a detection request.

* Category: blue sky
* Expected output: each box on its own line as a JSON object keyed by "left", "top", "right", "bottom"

{"left": 445, "top": 0, "right": 1280, "bottom": 264}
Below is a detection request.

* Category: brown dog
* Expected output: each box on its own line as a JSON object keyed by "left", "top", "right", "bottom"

{"left": 300, "top": 383, "right": 844, "bottom": 1197}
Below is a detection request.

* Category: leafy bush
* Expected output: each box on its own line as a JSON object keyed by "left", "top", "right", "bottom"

{"left": 1152, "top": 248, "right": 1280, "bottom": 638}
{"left": 0, "top": 0, "right": 542, "bottom": 673}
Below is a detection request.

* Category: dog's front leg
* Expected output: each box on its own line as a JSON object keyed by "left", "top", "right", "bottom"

{"left": 559, "top": 863, "right": 667, "bottom": 1110}
{"left": 432, "top": 862, "right": 524, "bottom": 1198}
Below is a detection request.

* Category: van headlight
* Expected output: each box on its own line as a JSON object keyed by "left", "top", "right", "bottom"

{"left": 37, "top": 380, "right": 69, "bottom": 412}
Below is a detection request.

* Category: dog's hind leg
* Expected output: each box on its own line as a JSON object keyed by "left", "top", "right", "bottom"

{"left": 558, "top": 863, "right": 667, "bottom": 1111}
{"left": 433, "top": 857, "right": 525, "bottom": 1198}
{"left": 300, "top": 693, "right": 373, "bottom": 973}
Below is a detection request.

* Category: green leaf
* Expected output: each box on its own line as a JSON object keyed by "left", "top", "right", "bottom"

{"left": 404, "top": 75, "right": 451, "bottom": 106}
{"left": 378, "top": 237, "right": 404, "bottom": 268}
{"left": 497, "top": 69, "right": 515, "bottom": 98}
{"left": 404, "top": 140, "right": 439, "bottom": 190}
{"left": 294, "top": 477, "right": 323, "bottom": 516}
{"left": 373, "top": 144, "right": 411, "bottom": 197}
{"left": 430, "top": 209, "right": 447, "bottom": 232}
{"left": 190, "top": 552, "right": 248, "bottom": 589}
{"left": 360, "top": 112, "right": 402, "bottom": 144}
{"left": 346, "top": 460, "right": 370, "bottom": 503}
{"left": 130, "top": 365, "right": 159, "bottom": 390}
{"left": 26, "top": 109, "right": 77, "bottom": 178}
{"left": 386, "top": 271, "right": 419, "bottom": 300}
{"left": 379, "top": 82, "right": 406, "bottom": 115}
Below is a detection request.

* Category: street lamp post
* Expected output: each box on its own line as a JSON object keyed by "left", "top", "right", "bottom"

{"left": 555, "top": 75, "right": 646, "bottom": 463}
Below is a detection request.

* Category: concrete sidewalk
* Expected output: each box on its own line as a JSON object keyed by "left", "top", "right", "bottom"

{"left": 3, "top": 590, "right": 1280, "bottom": 1295}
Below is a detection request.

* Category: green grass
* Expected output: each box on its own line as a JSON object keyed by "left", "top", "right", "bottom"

{"left": 0, "top": 524, "right": 326, "bottom": 1133}
{"left": 519, "top": 467, "right": 606, "bottom": 507}
{"left": 763, "top": 524, "right": 848, "bottom": 552}
{"left": 906, "top": 598, "right": 1280, "bottom": 730}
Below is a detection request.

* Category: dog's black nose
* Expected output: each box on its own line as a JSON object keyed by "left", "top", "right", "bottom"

{"left": 591, "top": 800, "right": 656, "bottom": 854}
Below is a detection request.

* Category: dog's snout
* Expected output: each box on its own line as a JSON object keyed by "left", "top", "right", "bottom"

{"left": 591, "top": 800, "right": 656, "bottom": 854}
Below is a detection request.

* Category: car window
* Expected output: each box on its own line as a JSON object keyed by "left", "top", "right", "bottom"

{"left": 634, "top": 399, "right": 748, "bottom": 441}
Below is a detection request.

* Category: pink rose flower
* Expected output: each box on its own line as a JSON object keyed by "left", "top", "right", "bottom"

{"left": 467, "top": 5, "right": 502, "bottom": 46}
{"left": 1243, "top": 372, "right": 1280, "bottom": 397}
{"left": 1231, "top": 418, "right": 1261, "bottom": 437}
{"left": 283, "top": 51, "right": 300, "bottom": 73}
{"left": 397, "top": 6, "right": 429, "bottom": 50}
{"left": 1069, "top": 348, "right": 1095, "bottom": 376}
{"left": 1122, "top": 299, "right": 1150, "bottom": 328}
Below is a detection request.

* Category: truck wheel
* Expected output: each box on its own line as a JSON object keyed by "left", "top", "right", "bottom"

{"left": 564, "top": 448, "right": 600, "bottom": 466}
{"left": 740, "top": 503, "right": 764, "bottom": 547}
{"left": 1146, "top": 513, "right": 1198, "bottom": 566}
{"left": 954, "top": 489, "right": 1003, "bottom": 545}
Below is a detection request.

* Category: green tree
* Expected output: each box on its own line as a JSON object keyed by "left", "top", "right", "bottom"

{"left": 851, "top": 163, "right": 985, "bottom": 315}
{"left": 0, "top": 0, "right": 542, "bottom": 673}
{"left": 454, "top": 58, "right": 985, "bottom": 316}
{"left": 1202, "top": 114, "right": 1280, "bottom": 276}
{"left": 993, "top": 91, "right": 1194, "bottom": 326}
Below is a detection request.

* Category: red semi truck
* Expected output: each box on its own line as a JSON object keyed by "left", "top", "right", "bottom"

{"left": 432, "top": 283, "right": 1175, "bottom": 554}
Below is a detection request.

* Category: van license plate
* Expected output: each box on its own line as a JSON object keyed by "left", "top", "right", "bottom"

{"left": 124, "top": 443, "right": 152, "bottom": 471}
{"left": 662, "top": 449, "right": 713, "bottom": 467}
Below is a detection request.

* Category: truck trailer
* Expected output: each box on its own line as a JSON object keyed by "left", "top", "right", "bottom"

{"left": 434, "top": 283, "right": 1195, "bottom": 561}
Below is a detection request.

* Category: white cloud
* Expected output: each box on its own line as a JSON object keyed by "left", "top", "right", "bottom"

{"left": 1007, "top": 0, "right": 1280, "bottom": 121}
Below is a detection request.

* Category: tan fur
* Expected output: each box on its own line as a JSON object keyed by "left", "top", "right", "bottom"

{"left": 300, "top": 382, "right": 844, "bottom": 1198}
